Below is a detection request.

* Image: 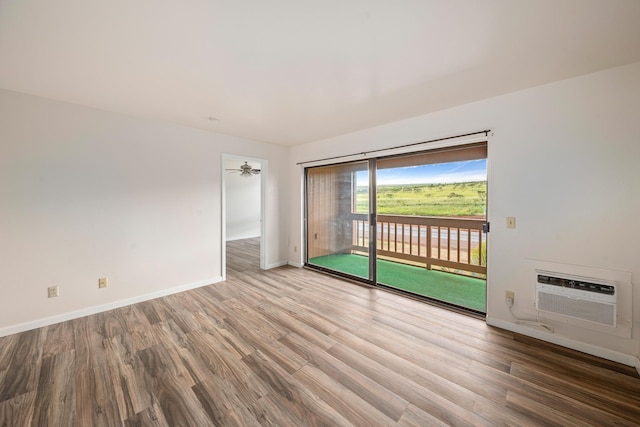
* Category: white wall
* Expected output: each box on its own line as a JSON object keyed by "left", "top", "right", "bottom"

{"left": 3, "top": 63, "right": 639, "bottom": 365}
{"left": 289, "top": 62, "right": 640, "bottom": 364}
{"left": 0, "top": 89, "right": 289, "bottom": 334}
{"left": 225, "top": 159, "right": 261, "bottom": 240}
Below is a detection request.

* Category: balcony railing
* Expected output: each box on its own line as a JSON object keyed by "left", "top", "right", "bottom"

{"left": 349, "top": 214, "right": 487, "bottom": 276}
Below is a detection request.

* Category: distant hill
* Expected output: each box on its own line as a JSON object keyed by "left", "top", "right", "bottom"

{"left": 356, "top": 181, "right": 487, "bottom": 217}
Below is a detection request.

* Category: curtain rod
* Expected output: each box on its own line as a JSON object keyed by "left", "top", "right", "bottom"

{"left": 296, "top": 129, "right": 491, "bottom": 166}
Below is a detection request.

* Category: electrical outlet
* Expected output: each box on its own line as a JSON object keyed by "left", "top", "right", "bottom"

{"left": 505, "top": 290, "right": 514, "bottom": 305}
{"left": 98, "top": 277, "right": 108, "bottom": 288}
{"left": 48, "top": 285, "right": 59, "bottom": 298}
{"left": 506, "top": 216, "right": 516, "bottom": 229}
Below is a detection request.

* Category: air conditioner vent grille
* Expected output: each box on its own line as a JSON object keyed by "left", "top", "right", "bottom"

{"left": 537, "top": 291, "right": 615, "bottom": 326}
{"left": 536, "top": 271, "right": 617, "bottom": 327}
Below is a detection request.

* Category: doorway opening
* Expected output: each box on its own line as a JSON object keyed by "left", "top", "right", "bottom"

{"left": 305, "top": 142, "right": 487, "bottom": 314}
{"left": 222, "top": 155, "right": 267, "bottom": 279}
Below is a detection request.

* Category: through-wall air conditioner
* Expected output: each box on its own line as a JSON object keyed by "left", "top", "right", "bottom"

{"left": 535, "top": 271, "right": 617, "bottom": 327}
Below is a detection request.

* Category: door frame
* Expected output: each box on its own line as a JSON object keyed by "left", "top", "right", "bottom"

{"left": 221, "top": 153, "right": 268, "bottom": 280}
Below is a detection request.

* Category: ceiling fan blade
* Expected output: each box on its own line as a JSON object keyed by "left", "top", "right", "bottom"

{"left": 226, "top": 162, "right": 260, "bottom": 176}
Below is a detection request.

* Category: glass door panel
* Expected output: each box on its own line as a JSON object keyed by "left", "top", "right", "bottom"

{"left": 306, "top": 161, "right": 370, "bottom": 280}
{"left": 375, "top": 143, "right": 488, "bottom": 313}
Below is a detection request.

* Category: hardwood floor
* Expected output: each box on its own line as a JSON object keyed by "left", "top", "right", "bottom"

{"left": 226, "top": 238, "right": 261, "bottom": 274}
{"left": 1, "top": 237, "right": 639, "bottom": 426}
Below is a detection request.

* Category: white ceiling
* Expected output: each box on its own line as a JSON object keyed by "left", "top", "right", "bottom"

{"left": 1, "top": 1, "right": 639, "bottom": 146}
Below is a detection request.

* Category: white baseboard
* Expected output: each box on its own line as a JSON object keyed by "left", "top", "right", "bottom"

{"left": 486, "top": 316, "right": 638, "bottom": 367}
{"left": 0, "top": 277, "right": 223, "bottom": 338}
{"left": 265, "top": 260, "right": 288, "bottom": 270}
{"left": 636, "top": 357, "right": 640, "bottom": 376}
{"left": 288, "top": 261, "right": 304, "bottom": 268}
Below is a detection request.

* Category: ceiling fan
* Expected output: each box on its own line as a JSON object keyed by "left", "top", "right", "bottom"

{"left": 226, "top": 161, "right": 261, "bottom": 177}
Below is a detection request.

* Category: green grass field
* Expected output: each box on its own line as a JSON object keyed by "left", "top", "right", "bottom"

{"left": 356, "top": 181, "right": 486, "bottom": 217}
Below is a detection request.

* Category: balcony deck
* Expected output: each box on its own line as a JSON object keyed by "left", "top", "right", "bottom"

{"left": 309, "top": 253, "right": 486, "bottom": 312}
{"left": 309, "top": 214, "right": 487, "bottom": 312}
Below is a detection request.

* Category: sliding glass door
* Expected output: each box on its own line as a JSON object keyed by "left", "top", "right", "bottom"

{"left": 375, "top": 145, "right": 488, "bottom": 312}
{"left": 304, "top": 142, "right": 488, "bottom": 313}
{"left": 306, "top": 161, "right": 371, "bottom": 280}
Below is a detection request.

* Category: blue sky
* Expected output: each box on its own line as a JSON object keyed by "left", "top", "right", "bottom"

{"left": 360, "top": 159, "right": 487, "bottom": 185}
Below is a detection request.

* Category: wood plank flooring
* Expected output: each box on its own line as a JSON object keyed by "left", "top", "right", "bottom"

{"left": 1, "top": 237, "right": 639, "bottom": 426}
{"left": 226, "top": 238, "right": 261, "bottom": 274}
